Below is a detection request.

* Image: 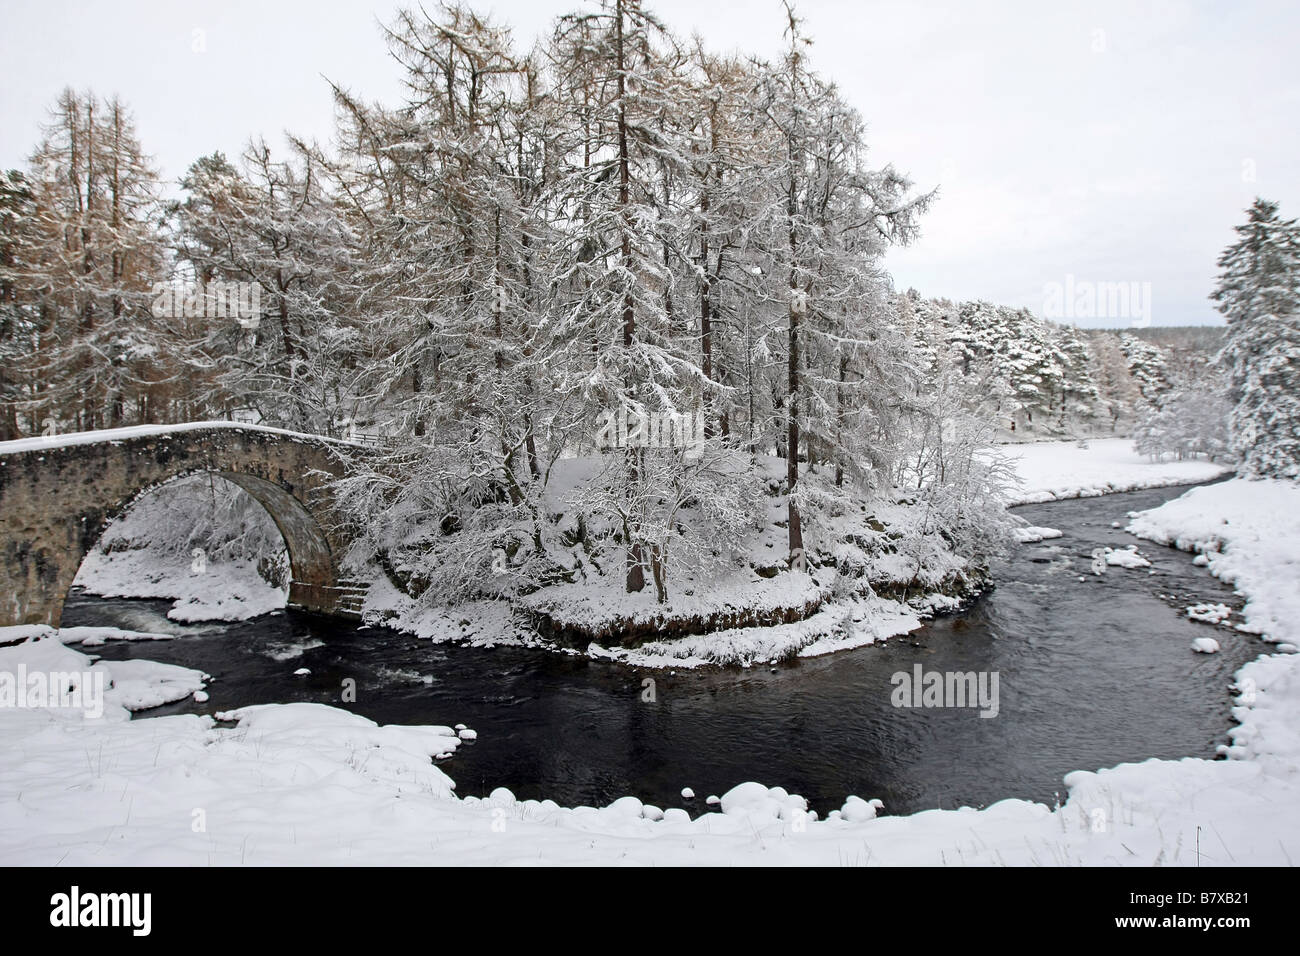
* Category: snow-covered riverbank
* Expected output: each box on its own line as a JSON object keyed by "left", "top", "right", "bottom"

{"left": 3, "top": 464, "right": 1297, "bottom": 864}
{"left": 76, "top": 548, "right": 286, "bottom": 623}
{"left": 1003, "top": 438, "right": 1229, "bottom": 504}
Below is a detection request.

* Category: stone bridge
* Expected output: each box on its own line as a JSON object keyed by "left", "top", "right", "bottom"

{"left": 0, "top": 422, "right": 370, "bottom": 628}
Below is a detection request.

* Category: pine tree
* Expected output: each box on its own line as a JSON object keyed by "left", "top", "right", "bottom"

{"left": 1118, "top": 332, "right": 1170, "bottom": 407}
{"left": 1211, "top": 198, "right": 1300, "bottom": 478}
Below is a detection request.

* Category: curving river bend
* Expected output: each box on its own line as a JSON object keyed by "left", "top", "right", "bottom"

{"left": 64, "top": 482, "right": 1260, "bottom": 818}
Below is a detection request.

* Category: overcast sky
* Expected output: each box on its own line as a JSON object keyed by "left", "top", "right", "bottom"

{"left": 3, "top": 0, "right": 1298, "bottom": 326}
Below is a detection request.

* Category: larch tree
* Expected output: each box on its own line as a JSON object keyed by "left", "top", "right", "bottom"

{"left": 544, "top": 0, "right": 703, "bottom": 594}
{"left": 14, "top": 91, "right": 168, "bottom": 432}
{"left": 753, "top": 3, "right": 930, "bottom": 566}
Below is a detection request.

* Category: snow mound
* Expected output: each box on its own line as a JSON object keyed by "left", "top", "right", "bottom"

{"left": 1104, "top": 545, "right": 1151, "bottom": 569}
{"left": 1187, "top": 603, "right": 1232, "bottom": 625}
{"left": 1013, "top": 526, "right": 1063, "bottom": 544}
{"left": 718, "top": 782, "right": 808, "bottom": 822}
{"left": 0, "top": 634, "right": 207, "bottom": 714}
{"left": 839, "top": 795, "right": 885, "bottom": 822}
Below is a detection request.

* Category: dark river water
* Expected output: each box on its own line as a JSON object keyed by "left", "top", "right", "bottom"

{"left": 63, "top": 482, "right": 1259, "bottom": 818}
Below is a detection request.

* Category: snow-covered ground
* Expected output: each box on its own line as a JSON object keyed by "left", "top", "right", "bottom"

{"left": 4, "top": 444, "right": 1296, "bottom": 865}
{"left": 75, "top": 548, "right": 286, "bottom": 622}
{"left": 589, "top": 592, "right": 937, "bottom": 668}
{"left": 1003, "top": 438, "right": 1229, "bottom": 504}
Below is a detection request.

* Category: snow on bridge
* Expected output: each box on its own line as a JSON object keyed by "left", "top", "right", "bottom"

{"left": 0, "top": 421, "right": 371, "bottom": 627}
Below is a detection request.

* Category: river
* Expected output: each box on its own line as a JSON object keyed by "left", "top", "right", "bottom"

{"left": 63, "top": 482, "right": 1257, "bottom": 818}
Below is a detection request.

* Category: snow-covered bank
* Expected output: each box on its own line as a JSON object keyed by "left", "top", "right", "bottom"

{"left": 1127, "top": 478, "right": 1300, "bottom": 651}
{"left": 1003, "top": 438, "right": 1229, "bottom": 504}
{"left": 0, "top": 622, "right": 176, "bottom": 647}
{"left": 354, "top": 440, "right": 1222, "bottom": 665}
{"left": 75, "top": 548, "right": 286, "bottom": 623}
{"left": 588, "top": 593, "right": 935, "bottom": 668}
{"left": 0, "top": 636, "right": 206, "bottom": 717}
{"left": 352, "top": 455, "right": 989, "bottom": 667}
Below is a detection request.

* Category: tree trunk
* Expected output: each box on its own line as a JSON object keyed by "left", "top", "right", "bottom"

{"left": 616, "top": 0, "right": 644, "bottom": 594}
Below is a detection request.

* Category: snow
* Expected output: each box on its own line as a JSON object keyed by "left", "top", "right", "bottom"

{"left": 588, "top": 594, "right": 925, "bottom": 669}
{"left": 1012, "top": 525, "right": 1062, "bottom": 544}
{"left": 0, "top": 634, "right": 207, "bottom": 715}
{"left": 1002, "top": 438, "right": 1229, "bottom": 505}
{"left": 75, "top": 548, "right": 286, "bottom": 623}
{"left": 1103, "top": 545, "right": 1152, "bottom": 569}
{"left": 1191, "top": 637, "right": 1221, "bottom": 654}
{"left": 839, "top": 795, "right": 884, "bottom": 822}
{"left": 1126, "top": 478, "right": 1300, "bottom": 643}
{"left": 718, "top": 781, "right": 807, "bottom": 821}
{"left": 1187, "top": 602, "right": 1233, "bottom": 625}
{"left": 0, "top": 420, "right": 360, "bottom": 457}
{"left": 4, "top": 455, "right": 1299, "bottom": 864}
{"left": 0, "top": 623, "right": 174, "bottom": 647}
{"left": 100, "top": 659, "right": 210, "bottom": 711}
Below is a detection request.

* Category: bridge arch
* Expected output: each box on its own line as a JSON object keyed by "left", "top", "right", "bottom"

{"left": 0, "top": 423, "right": 365, "bottom": 628}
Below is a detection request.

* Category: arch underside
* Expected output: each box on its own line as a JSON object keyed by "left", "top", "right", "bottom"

{"left": 218, "top": 472, "right": 338, "bottom": 609}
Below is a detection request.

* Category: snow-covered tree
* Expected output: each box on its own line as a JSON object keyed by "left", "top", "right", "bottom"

{"left": 3, "top": 4, "right": 1034, "bottom": 617}
{"left": 0, "top": 169, "right": 35, "bottom": 439}
{"left": 1133, "top": 360, "right": 1231, "bottom": 462}
{"left": 1053, "top": 322, "right": 1100, "bottom": 429}
{"left": 1211, "top": 198, "right": 1300, "bottom": 478}
{"left": 750, "top": 2, "right": 930, "bottom": 565}
{"left": 1084, "top": 330, "right": 1140, "bottom": 432}
{"left": 1117, "top": 332, "right": 1170, "bottom": 407}
{"left": 172, "top": 139, "right": 363, "bottom": 434}
{"left": 9, "top": 90, "right": 168, "bottom": 432}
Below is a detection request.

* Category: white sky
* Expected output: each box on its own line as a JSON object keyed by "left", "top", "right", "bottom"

{"left": 3, "top": 0, "right": 1298, "bottom": 326}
